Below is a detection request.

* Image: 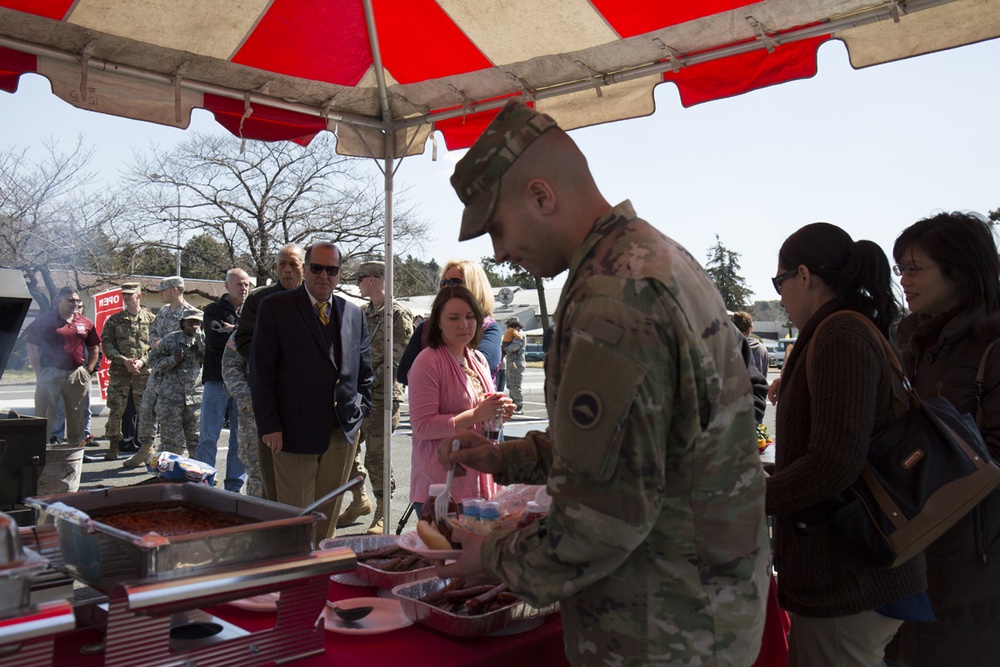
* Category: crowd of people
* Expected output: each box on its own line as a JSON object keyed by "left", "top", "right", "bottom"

{"left": 24, "top": 99, "right": 1000, "bottom": 667}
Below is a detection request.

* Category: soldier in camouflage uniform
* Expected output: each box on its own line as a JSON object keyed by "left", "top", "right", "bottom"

{"left": 221, "top": 331, "right": 264, "bottom": 497}
{"left": 100, "top": 283, "right": 154, "bottom": 460}
{"left": 502, "top": 317, "right": 526, "bottom": 412}
{"left": 438, "top": 101, "right": 770, "bottom": 666}
{"left": 338, "top": 260, "right": 414, "bottom": 533}
{"left": 147, "top": 306, "right": 205, "bottom": 457}
{"left": 124, "top": 276, "right": 190, "bottom": 467}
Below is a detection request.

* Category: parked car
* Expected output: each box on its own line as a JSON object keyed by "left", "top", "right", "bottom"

{"left": 765, "top": 341, "right": 780, "bottom": 367}
{"left": 524, "top": 343, "right": 546, "bottom": 362}
{"left": 773, "top": 338, "right": 797, "bottom": 368}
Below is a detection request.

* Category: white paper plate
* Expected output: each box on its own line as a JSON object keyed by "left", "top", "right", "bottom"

{"left": 322, "top": 597, "right": 413, "bottom": 635}
{"left": 226, "top": 592, "right": 280, "bottom": 612}
{"left": 398, "top": 531, "right": 462, "bottom": 560}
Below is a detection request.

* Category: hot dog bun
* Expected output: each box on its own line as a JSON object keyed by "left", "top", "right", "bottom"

{"left": 417, "top": 519, "right": 453, "bottom": 551}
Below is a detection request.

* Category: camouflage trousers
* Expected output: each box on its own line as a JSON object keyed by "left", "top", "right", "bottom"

{"left": 506, "top": 364, "right": 524, "bottom": 407}
{"left": 103, "top": 372, "right": 147, "bottom": 441}
{"left": 236, "top": 401, "right": 264, "bottom": 498}
{"left": 156, "top": 398, "right": 200, "bottom": 457}
{"left": 137, "top": 371, "right": 161, "bottom": 446}
{"left": 350, "top": 399, "right": 399, "bottom": 501}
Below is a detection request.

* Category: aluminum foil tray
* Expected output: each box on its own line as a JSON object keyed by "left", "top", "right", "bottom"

{"left": 321, "top": 534, "right": 434, "bottom": 589}
{"left": 392, "top": 577, "right": 558, "bottom": 637}
{"left": 26, "top": 483, "right": 319, "bottom": 590}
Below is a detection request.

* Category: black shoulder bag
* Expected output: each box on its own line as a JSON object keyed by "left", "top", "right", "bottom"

{"left": 807, "top": 311, "right": 1000, "bottom": 568}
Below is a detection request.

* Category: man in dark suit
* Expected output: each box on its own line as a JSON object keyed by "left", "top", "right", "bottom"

{"left": 251, "top": 241, "right": 373, "bottom": 540}
{"left": 235, "top": 243, "right": 304, "bottom": 500}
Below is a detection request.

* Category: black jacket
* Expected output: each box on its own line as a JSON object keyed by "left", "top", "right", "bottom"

{"left": 202, "top": 294, "right": 239, "bottom": 383}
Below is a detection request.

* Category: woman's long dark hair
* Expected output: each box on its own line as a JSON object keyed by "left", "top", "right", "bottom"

{"left": 893, "top": 211, "right": 1000, "bottom": 314}
{"left": 424, "top": 285, "right": 485, "bottom": 350}
{"left": 779, "top": 222, "right": 899, "bottom": 336}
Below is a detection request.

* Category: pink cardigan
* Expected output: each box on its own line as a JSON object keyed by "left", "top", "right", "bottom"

{"left": 408, "top": 345, "right": 498, "bottom": 504}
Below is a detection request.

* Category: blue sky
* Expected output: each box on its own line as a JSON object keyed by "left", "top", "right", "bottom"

{"left": 3, "top": 37, "right": 998, "bottom": 300}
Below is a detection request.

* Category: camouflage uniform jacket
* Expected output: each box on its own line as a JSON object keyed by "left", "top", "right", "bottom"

{"left": 148, "top": 329, "right": 205, "bottom": 406}
{"left": 481, "top": 201, "right": 770, "bottom": 666}
{"left": 101, "top": 307, "right": 154, "bottom": 377}
{"left": 150, "top": 302, "right": 188, "bottom": 347}
{"left": 221, "top": 333, "right": 252, "bottom": 411}
{"left": 364, "top": 298, "right": 414, "bottom": 404}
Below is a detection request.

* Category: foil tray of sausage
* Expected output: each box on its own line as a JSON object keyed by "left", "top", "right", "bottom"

{"left": 321, "top": 534, "right": 435, "bottom": 589}
{"left": 392, "top": 576, "right": 559, "bottom": 637}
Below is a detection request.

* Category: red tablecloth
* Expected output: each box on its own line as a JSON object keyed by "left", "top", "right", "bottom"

{"left": 52, "top": 580, "right": 571, "bottom": 667}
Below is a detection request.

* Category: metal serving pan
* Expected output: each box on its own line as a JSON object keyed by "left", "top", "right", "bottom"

{"left": 26, "top": 483, "right": 319, "bottom": 590}
{"left": 392, "top": 577, "right": 559, "bottom": 637}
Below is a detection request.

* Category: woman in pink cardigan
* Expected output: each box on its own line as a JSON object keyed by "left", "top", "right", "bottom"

{"left": 408, "top": 285, "right": 512, "bottom": 512}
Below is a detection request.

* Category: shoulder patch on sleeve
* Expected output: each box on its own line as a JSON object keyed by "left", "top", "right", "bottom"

{"left": 569, "top": 391, "right": 601, "bottom": 429}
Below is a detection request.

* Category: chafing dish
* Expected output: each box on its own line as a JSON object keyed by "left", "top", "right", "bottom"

{"left": 25, "top": 483, "right": 320, "bottom": 590}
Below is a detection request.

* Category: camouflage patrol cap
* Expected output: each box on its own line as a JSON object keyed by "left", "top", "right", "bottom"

{"left": 451, "top": 100, "right": 558, "bottom": 242}
{"left": 155, "top": 276, "right": 184, "bottom": 291}
{"left": 120, "top": 283, "right": 141, "bottom": 295}
{"left": 179, "top": 305, "right": 203, "bottom": 322}
{"left": 355, "top": 261, "right": 385, "bottom": 279}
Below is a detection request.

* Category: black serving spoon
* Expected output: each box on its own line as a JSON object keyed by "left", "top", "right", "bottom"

{"left": 327, "top": 601, "right": 374, "bottom": 623}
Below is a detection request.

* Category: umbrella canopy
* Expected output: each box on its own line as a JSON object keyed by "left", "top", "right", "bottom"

{"left": 2, "top": 0, "right": 998, "bottom": 157}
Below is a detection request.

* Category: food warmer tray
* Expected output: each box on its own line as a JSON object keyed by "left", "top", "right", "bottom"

{"left": 26, "top": 483, "right": 320, "bottom": 590}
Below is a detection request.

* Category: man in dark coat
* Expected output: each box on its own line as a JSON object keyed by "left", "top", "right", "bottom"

{"left": 251, "top": 241, "right": 373, "bottom": 540}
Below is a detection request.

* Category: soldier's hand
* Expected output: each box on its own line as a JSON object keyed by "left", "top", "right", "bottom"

{"left": 434, "top": 527, "right": 489, "bottom": 583}
{"left": 174, "top": 351, "right": 184, "bottom": 364}
{"left": 437, "top": 432, "right": 504, "bottom": 476}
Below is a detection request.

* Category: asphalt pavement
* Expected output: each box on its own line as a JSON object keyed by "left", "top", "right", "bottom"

{"left": 2, "top": 365, "right": 779, "bottom": 534}
{"left": 0, "top": 367, "right": 553, "bottom": 536}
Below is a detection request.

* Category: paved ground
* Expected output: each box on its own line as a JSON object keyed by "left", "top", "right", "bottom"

{"left": 2, "top": 365, "right": 779, "bottom": 534}
{"left": 0, "top": 367, "right": 554, "bottom": 536}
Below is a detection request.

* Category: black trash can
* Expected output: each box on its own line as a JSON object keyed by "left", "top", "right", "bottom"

{"left": 0, "top": 268, "right": 45, "bottom": 525}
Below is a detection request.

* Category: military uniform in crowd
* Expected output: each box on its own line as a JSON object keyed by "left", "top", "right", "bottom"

{"left": 100, "top": 283, "right": 154, "bottom": 460}
{"left": 147, "top": 307, "right": 205, "bottom": 457}
{"left": 339, "top": 260, "right": 414, "bottom": 533}
{"left": 502, "top": 317, "right": 526, "bottom": 412}
{"left": 132, "top": 290, "right": 189, "bottom": 456}
{"left": 449, "top": 102, "right": 769, "bottom": 665}
{"left": 221, "top": 332, "right": 264, "bottom": 497}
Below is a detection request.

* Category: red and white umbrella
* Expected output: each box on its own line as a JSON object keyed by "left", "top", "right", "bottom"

{"left": 2, "top": 0, "right": 997, "bottom": 526}
{"left": 2, "top": 0, "right": 997, "bottom": 154}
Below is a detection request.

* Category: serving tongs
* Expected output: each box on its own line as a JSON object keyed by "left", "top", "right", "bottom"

{"left": 299, "top": 475, "right": 365, "bottom": 517}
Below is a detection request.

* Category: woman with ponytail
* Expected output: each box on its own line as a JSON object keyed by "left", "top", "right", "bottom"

{"left": 765, "top": 223, "right": 927, "bottom": 667}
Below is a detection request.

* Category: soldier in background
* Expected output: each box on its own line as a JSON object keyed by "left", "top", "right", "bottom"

{"left": 338, "top": 260, "right": 414, "bottom": 533}
{"left": 98, "top": 283, "right": 154, "bottom": 461}
{"left": 501, "top": 317, "right": 526, "bottom": 412}
{"left": 221, "top": 331, "right": 264, "bottom": 497}
{"left": 147, "top": 306, "right": 205, "bottom": 458}
{"left": 438, "top": 101, "right": 769, "bottom": 665}
{"left": 124, "top": 276, "right": 190, "bottom": 468}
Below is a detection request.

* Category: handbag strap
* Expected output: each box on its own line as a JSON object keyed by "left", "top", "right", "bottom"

{"left": 976, "top": 339, "right": 1000, "bottom": 426}
{"left": 805, "top": 310, "right": 915, "bottom": 417}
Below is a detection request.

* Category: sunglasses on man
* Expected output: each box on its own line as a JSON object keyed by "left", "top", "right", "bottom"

{"left": 309, "top": 263, "right": 340, "bottom": 276}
